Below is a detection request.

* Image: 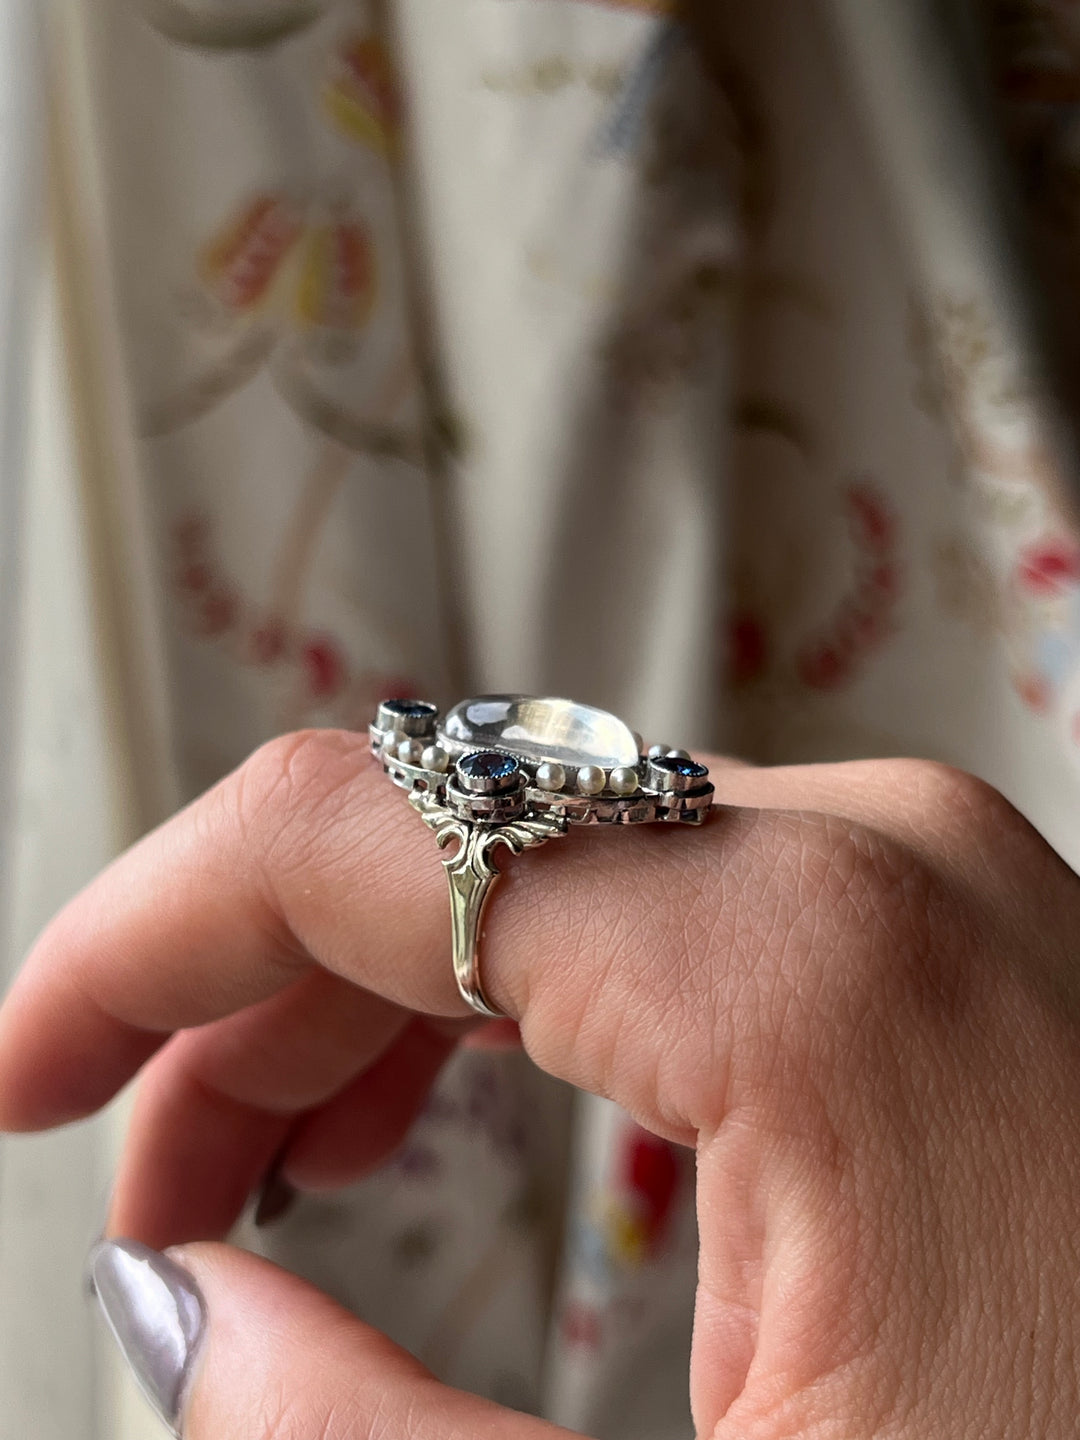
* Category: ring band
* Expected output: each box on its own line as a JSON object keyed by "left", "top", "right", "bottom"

{"left": 371, "top": 694, "right": 715, "bottom": 1019}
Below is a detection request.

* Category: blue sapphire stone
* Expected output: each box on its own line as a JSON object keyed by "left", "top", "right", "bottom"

{"left": 382, "top": 699, "right": 437, "bottom": 719}
{"left": 654, "top": 755, "right": 708, "bottom": 780}
{"left": 459, "top": 751, "right": 519, "bottom": 782}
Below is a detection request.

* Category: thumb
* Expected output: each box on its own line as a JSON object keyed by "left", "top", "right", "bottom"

{"left": 90, "top": 1239, "right": 578, "bottom": 1440}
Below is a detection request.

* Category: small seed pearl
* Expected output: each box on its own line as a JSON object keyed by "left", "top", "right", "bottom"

{"left": 536, "top": 762, "right": 566, "bottom": 792}
{"left": 666, "top": 748, "right": 692, "bottom": 761}
{"left": 631, "top": 731, "right": 644, "bottom": 755}
{"left": 577, "top": 765, "right": 606, "bottom": 796}
{"left": 397, "top": 738, "right": 423, "bottom": 765}
{"left": 609, "top": 766, "right": 639, "bottom": 796}
{"left": 421, "top": 744, "right": 449, "bottom": 773}
{"left": 647, "top": 744, "right": 669, "bottom": 761}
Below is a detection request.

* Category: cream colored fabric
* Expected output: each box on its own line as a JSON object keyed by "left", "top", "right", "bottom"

{"left": 8, "top": 0, "right": 1080, "bottom": 1434}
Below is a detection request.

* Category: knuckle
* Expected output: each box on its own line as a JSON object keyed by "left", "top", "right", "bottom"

{"left": 228, "top": 729, "right": 371, "bottom": 860}
{"left": 896, "top": 758, "right": 1019, "bottom": 844}
{"left": 777, "top": 809, "right": 928, "bottom": 934}
{"left": 884, "top": 759, "right": 1051, "bottom": 906}
{"left": 784, "top": 810, "right": 957, "bottom": 1011}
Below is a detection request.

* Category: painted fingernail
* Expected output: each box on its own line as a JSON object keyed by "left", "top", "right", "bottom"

{"left": 89, "top": 1239, "right": 205, "bottom": 1437}
{"left": 84, "top": 1186, "right": 117, "bottom": 1297}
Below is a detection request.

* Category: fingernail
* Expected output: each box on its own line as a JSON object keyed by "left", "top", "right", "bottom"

{"left": 254, "top": 1163, "right": 298, "bottom": 1228}
{"left": 89, "top": 1239, "right": 205, "bottom": 1437}
{"left": 85, "top": 1186, "right": 117, "bottom": 1297}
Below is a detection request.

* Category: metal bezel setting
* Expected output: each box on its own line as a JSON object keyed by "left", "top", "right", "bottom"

{"left": 370, "top": 695, "right": 716, "bottom": 1018}
{"left": 370, "top": 700, "right": 714, "bottom": 827}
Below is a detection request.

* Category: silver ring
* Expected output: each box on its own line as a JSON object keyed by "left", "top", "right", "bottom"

{"left": 371, "top": 694, "right": 716, "bottom": 1019}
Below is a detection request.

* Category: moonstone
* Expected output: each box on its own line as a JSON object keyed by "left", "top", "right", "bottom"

{"left": 442, "top": 696, "right": 639, "bottom": 770}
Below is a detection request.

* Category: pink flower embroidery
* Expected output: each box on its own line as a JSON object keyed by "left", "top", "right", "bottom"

{"left": 199, "top": 195, "right": 305, "bottom": 314}
{"left": 1016, "top": 537, "right": 1080, "bottom": 597}
{"left": 796, "top": 481, "right": 901, "bottom": 692}
{"left": 324, "top": 35, "right": 400, "bottom": 153}
{"left": 197, "top": 193, "right": 376, "bottom": 333}
{"left": 301, "top": 635, "right": 346, "bottom": 701}
{"left": 167, "top": 511, "right": 370, "bottom": 715}
{"left": 848, "top": 482, "right": 895, "bottom": 554}
{"left": 797, "top": 639, "right": 850, "bottom": 692}
{"left": 1015, "top": 672, "right": 1052, "bottom": 714}
{"left": 622, "top": 1129, "right": 680, "bottom": 1254}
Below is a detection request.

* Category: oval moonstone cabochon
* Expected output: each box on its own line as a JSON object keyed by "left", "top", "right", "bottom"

{"left": 441, "top": 696, "right": 640, "bottom": 770}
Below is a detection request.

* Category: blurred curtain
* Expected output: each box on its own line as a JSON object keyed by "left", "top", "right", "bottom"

{"left": 7, "top": 2, "right": 1080, "bottom": 1437}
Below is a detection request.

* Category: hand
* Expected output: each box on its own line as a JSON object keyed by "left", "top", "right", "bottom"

{"left": 2, "top": 730, "right": 1080, "bottom": 1438}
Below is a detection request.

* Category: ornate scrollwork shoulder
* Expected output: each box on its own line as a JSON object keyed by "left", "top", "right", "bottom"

{"left": 407, "top": 789, "right": 566, "bottom": 1017}
{"left": 409, "top": 788, "right": 468, "bottom": 847}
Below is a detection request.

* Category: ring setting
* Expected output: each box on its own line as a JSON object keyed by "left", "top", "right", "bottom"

{"left": 371, "top": 695, "right": 715, "bottom": 1017}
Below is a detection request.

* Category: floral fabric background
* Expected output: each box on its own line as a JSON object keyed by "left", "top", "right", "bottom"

{"left": 8, "top": 0, "right": 1080, "bottom": 1435}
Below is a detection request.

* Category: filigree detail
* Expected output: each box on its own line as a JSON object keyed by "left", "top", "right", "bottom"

{"left": 409, "top": 790, "right": 566, "bottom": 1015}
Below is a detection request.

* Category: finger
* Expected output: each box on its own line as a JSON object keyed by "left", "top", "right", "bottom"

{"left": 0, "top": 730, "right": 700, "bottom": 1138}
{"left": 0, "top": 729, "right": 930, "bottom": 1145}
{"left": 28, "top": 735, "right": 1057, "bottom": 1439}
{"left": 0, "top": 733, "right": 418, "bottom": 1130}
{"left": 713, "top": 755, "right": 1065, "bottom": 903}
{"left": 90, "top": 1238, "right": 580, "bottom": 1440}
{"left": 280, "top": 1015, "right": 458, "bottom": 1191}
{"left": 714, "top": 756, "right": 959, "bottom": 842}
{"left": 107, "top": 970, "right": 410, "bottom": 1245}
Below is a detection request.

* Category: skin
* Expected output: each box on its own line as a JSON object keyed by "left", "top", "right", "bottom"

{"left": 1, "top": 730, "right": 1080, "bottom": 1437}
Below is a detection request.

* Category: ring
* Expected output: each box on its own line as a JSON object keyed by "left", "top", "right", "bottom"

{"left": 370, "top": 695, "right": 716, "bottom": 1019}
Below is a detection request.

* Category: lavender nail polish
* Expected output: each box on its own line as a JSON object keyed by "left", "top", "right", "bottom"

{"left": 89, "top": 1240, "right": 205, "bottom": 1437}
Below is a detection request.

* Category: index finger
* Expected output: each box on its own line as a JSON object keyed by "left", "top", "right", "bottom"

{"left": 0, "top": 730, "right": 443, "bottom": 1128}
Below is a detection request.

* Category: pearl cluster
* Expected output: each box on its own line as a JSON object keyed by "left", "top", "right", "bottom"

{"left": 376, "top": 700, "right": 448, "bottom": 774}
{"left": 388, "top": 721, "right": 696, "bottom": 799}
{"left": 391, "top": 736, "right": 450, "bottom": 772}
{"left": 535, "top": 761, "right": 641, "bottom": 797}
